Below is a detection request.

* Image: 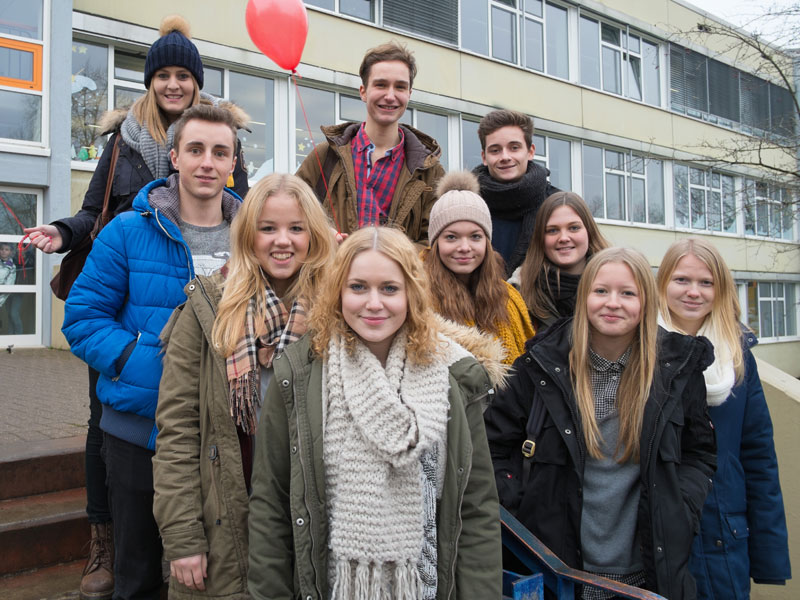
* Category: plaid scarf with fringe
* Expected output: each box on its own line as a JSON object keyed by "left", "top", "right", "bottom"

{"left": 226, "top": 287, "right": 306, "bottom": 433}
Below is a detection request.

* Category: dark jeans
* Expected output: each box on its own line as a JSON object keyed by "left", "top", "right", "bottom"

{"left": 103, "top": 432, "right": 163, "bottom": 600}
{"left": 87, "top": 367, "right": 111, "bottom": 523}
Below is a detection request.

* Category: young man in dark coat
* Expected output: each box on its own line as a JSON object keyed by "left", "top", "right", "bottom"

{"left": 473, "top": 109, "right": 559, "bottom": 276}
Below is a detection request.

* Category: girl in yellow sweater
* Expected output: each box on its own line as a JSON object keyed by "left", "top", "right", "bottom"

{"left": 422, "top": 171, "right": 534, "bottom": 364}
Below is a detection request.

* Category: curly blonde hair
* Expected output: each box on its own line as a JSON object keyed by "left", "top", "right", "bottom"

{"left": 310, "top": 227, "right": 440, "bottom": 364}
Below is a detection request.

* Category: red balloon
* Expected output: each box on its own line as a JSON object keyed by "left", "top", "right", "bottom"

{"left": 245, "top": 0, "right": 308, "bottom": 71}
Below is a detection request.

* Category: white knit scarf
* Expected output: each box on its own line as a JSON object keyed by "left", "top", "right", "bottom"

{"left": 658, "top": 314, "right": 734, "bottom": 406}
{"left": 323, "top": 329, "right": 451, "bottom": 600}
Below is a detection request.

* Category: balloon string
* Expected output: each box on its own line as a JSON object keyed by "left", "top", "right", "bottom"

{"left": 0, "top": 195, "right": 30, "bottom": 281}
{"left": 291, "top": 71, "right": 341, "bottom": 234}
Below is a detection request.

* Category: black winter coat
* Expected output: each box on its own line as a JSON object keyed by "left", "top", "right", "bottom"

{"left": 484, "top": 318, "right": 717, "bottom": 600}
{"left": 54, "top": 131, "right": 249, "bottom": 253}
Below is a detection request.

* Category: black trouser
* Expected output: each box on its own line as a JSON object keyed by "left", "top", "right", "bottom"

{"left": 102, "top": 432, "right": 163, "bottom": 600}
{"left": 86, "top": 367, "right": 111, "bottom": 523}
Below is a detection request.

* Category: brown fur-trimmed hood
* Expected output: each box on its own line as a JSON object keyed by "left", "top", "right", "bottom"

{"left": 435, "top": 315, "right": 509, "bottom": 389}
{"left": 98, "top": 94, "right": 250, "bottom": 135}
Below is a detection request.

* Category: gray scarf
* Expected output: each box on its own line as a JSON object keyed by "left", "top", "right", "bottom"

{"left": 121, "top": 91, "right": 219, "bottom": 180}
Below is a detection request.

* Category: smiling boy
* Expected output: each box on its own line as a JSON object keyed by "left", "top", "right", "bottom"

{"left": 473, "top": 109, "right": 560, "bottom": 276}
{"left": 62, "top": 104, "right": 242, "bottom": 598}
{"left": 296, "top": 41, "right": 444, "bottom": 245}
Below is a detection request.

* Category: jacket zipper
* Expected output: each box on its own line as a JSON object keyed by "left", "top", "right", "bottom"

{"left": 152, "top": 207, "right": 193, "bottom": 281}
{"left": 448, "top": 448, "right": 471, "bottom": 599}
{"left": 208, "top": 444, "right": 222, "bottom": 525}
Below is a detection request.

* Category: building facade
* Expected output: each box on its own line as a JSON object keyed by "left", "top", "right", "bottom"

{"left": 5, "top": 0, "right": 799, "bottom": 375}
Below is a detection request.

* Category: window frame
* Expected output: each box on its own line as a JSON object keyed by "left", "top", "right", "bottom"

{"left": 741, "top": 280, "right": 800, "bottom": 342}
{"left": 672, "top": 164, "right": 737, "bottom": 234}
{"left": 743, "top": 179, "right": 797, "bottom": 242}
{"left": 0, "top": 185, "right": 44, "bottom": 345}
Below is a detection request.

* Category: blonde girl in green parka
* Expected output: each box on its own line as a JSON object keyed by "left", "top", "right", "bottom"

{"left": 248, "top": 227, "right": 504, "bottom": 600}
{"left": 153, "top": 173, "right": 335, "bottom": 598}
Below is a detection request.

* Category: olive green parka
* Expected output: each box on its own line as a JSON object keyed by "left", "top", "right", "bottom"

{"left": 153, "top": 273, "right": 250, "bottom": 599}
{"left": 247, "top": 323, "right": 506, "bottom": 600}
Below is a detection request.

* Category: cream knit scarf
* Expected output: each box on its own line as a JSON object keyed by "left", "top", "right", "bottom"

{"left": 658, "top": 313, "right": 734, "bottom": 406}
{"left": 323, "top": 329, "right": 451, "bottom": 600}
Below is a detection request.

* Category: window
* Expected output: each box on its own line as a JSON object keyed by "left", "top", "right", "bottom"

{"left": 0, "top": 188, "right": 42, "bottom": 340}
{"left": 532, "top": 133, "right": 571, "bottom": 191}
{"left": 582, "top": 145, "right": 664, "bottom": 224}
{"left": 743, "top": 181, "right": 795, "bottom": 240}
{"left": 229, "top": 71, "right": 275, "bottom": 183}
{"left": 461, "top": 118, "right": 482, "bottom": 170}
{"left": 673, "top": 165, "right": 736, "bottom": 233}
{"left": 580, "top": 16, "right": 660, "bottom": 105}
{"left": 670, "top": 43, "right": 796, "bottom": 136}
{"left": 462, "top": 1, "right": 568, "bottom": 78}
{"left": 0, "top": 0, "right": 45, "bottom": 143}
{"left": 745, "top": 281, "right": 798, "bottom": 339}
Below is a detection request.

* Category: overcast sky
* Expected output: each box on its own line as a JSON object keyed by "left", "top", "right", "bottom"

{"left": 685, "top": 0, "right": 798, "bottom": 45}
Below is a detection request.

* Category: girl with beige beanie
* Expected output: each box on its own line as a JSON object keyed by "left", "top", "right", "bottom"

{"left": 422, "top": 171, "right": 534, "bottom": 364}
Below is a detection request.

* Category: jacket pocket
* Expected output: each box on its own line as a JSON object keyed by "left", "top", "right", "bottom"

{"left": 208, "top": 444, "right": 223, "bottom": 526}
{"left": 725, "top": 513, "right": 750, "bottom": 540}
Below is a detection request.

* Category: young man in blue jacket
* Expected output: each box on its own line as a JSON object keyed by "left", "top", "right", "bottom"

{"left": 63, "top": 104, "right": 243, "bottom": 600}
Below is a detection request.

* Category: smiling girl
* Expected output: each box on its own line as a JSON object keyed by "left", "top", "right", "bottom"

{"left": 485, "top": 247, "right": 716, "bottom": 599}
{"left": 248, "top": 226, "right": 504, "bottom": 599}
{"left": 516, "top": 192, "right": 610, "bottom": 332}
{"left": 657, "top": 238, "right": 790, "bottom": 600}
{"left": 423, "top": 171, "right": 534, "bottom": 364}
{"left": 152, "top": 173, "right": 335, "bottom": 598}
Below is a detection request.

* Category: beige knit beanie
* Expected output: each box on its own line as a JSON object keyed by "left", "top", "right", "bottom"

{"left": 428, "top": 171, "right": 492, "bottom": 245}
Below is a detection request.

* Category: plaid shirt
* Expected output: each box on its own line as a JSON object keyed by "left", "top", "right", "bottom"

{"left": 588, "top": 346, "right": 631, "bottom": 420}
{"left": 351, "top": 123, "right": 406, "bottom": 228}
{"left": 583, "top": 345, "right": 645, "bottom": 600}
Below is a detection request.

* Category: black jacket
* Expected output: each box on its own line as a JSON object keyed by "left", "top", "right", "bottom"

{"left": 55, "top": 125, "right": 249, "bottom": 253}
{"left": 484, "top": 318, "right": 717, "bottom": 599}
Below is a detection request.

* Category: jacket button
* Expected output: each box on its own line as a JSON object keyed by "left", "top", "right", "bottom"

{"left": 281, "top": 379, "right": 290, "bottom": 388}
{"left": 554, "top": 367, "right": 561, "bottom": 372}
{"left": 188, "top": 284, "right": 195, "bottom": 291}
{"left": 540, "top": 380, "right": 546, "bottom": 386}
{"left": 306, "top": 596, "right": 313, "bottom": 600}
{"left": 291, "top": 445, "right": 297, "bottom": 454}
{"left": 296, "top": 517, "right": 305, "bottom": 526}
{"left": 716, "top": 540, "right": 723, "bottom": 547}
{"left": 525, "top": 357, "right": 531, "bottom": 363}
{"left": 565, "top": 429, "right": 572, "bottom": 435}
{"left": 458, "top": 467, "right": 464, "bottom": 474}
{"left": 664, "top": 362, "right": 671, "bottom": 367}
{"left": 657, "top": 546, "right": 663, "bottom": 553}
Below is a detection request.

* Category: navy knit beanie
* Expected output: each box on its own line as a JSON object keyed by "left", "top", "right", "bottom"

{"left": 144, "top": 15, "right": 204, "bottom": 89}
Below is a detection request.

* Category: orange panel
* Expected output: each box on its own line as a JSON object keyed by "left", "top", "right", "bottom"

{"left": 0, "top": 37, "right": 43, "bottom": 91}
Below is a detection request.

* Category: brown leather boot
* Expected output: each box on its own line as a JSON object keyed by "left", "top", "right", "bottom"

{"left": 80, "top": 522, "right": 114, "bottom": 600}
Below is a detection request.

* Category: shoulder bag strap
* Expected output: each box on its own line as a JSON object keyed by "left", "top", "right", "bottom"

{"left": 91, "top": 135, "right": 121, "bottom": 239}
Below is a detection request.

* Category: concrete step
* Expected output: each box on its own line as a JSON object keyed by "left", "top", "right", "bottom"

{"left": 0, "top": 488, "right": 89, "bottom": 576}
{"left": 0, "top": 560, "right": 82, "bottom": 600}
{"left": 0, "top": 436, "right": 86, "bottom": 501}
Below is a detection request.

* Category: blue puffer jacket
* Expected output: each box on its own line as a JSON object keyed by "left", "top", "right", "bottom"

{"left": 63, "top": 175, "right": 241, "bottom": 451}
{"left": 689, "top": 330, "right": 791, "bottom": 599}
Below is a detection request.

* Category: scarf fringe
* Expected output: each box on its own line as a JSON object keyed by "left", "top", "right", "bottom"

{"left": 331, "top": 559, "right": 421, "bottom": 600}
{"left": 228, "top": 372, "right": 259, "bottom": 434}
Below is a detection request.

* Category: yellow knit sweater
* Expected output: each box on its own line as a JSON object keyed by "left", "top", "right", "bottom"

{"left": 495, "top": 282, "right": 536, "bottom": 364}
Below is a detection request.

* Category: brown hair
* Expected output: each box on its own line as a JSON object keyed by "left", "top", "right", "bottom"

{"left": 478, "top": 109, "right": 534, "bottom": 150}
{"left": 520, "top": 192, "right": 610, "bottom": 323}
{"left": 423, "top": 240, "right": 509, "bottom": 336}
{"left": 571, "top": 247, "right": 658, "bottom": 462}
{"left": 310, "top": 227, "right": 440, "bottom": 364}
{"left": 359, "top": 41, "right": 417, "bottom": 88}
{"left": 172, "top": 104, "right": 238, "bottom": 150}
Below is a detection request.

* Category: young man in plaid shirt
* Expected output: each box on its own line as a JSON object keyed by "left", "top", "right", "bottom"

{"left": 296, "top": 41, "right": 445, "bottom": 245}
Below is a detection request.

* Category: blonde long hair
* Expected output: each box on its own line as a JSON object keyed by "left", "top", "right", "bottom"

{"left": 520, "top": 192, "right": 610, "bottom": 323}
{"left": 570, "top": 247, "right": 658, "bottom": 462}
{"left": 212, "top": 174, "right": 336, "bottom": 356}
{"left": 657, "top": 237, "right": 745, "bottom": 383}
{"left": 130, "top": 75, "right": 201, "bottom": 144}
{"left": 310, "top": 227, "right": 440, "bottom": 365}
